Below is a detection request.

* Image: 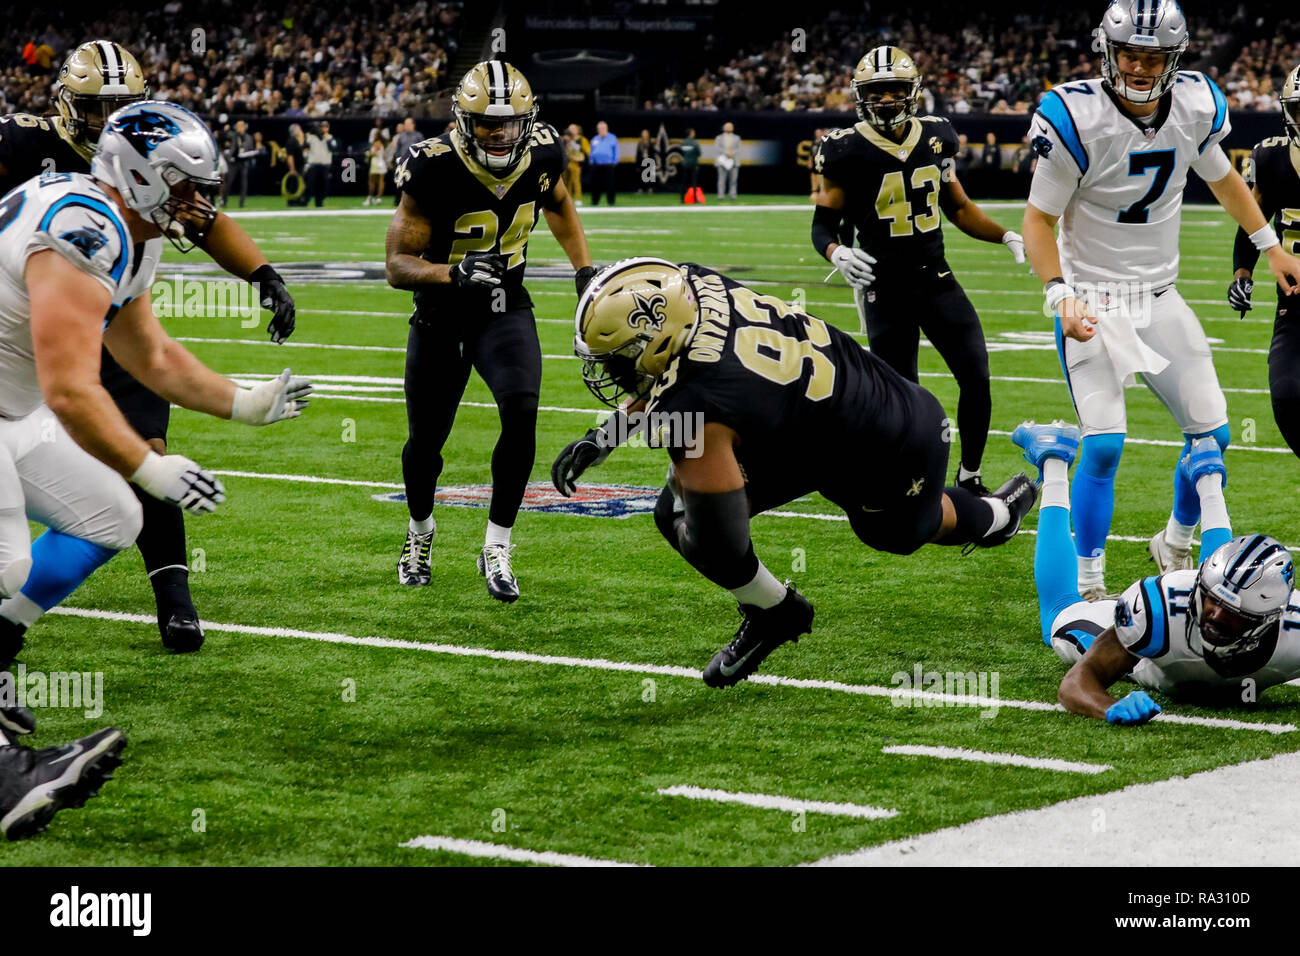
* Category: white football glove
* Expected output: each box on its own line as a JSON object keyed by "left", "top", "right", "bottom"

{"left": 830, "top": 245, "right": 877, "bottom": 289}
{"left": 1002, "top": 230, "right": 1026, "bottom": 264}
{"left": 131, "top": 451, "right": 226, "bottom": 515}
{"left": 230, "top": 368, "right": 313, "bottom": 425}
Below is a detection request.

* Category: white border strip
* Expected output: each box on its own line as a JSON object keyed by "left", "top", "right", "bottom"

{"left": 401, "top": 835, "right": 646, "bottom": 867}
{"left": 882, "top": 744, "right": 1112, "bottom": 774}
{"left": 45, "top": 607, "right": 1297, "bottom": 733}
{"left": 657, "top": 785, "right": 897, "bottom": 819}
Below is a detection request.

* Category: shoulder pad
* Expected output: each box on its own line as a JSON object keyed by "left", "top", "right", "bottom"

{"left": 1115, "top": 576, "right": 1172, "bottom": 659}
{"left": 30, "top": 191, "right": 129, "bottom": 289}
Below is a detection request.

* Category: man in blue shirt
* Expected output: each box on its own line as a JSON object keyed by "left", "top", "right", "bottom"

{"left": 589, "top": 121, "right": 619, "bottom": 206}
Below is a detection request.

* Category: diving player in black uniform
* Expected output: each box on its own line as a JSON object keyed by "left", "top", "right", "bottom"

{"left": 1229, "top": 64, "right": 1300, "bottom": 462}
{"left": 385, "top": 60, "right": 594, "bottom": 602}
{"left": 0, "top": 41, "right": 297, "bottom": 653}
{"left": 557, "top": 258, "right": 1037, "bottom": 687}
{"left": 812, "top": 45, "right": 1026, "bottom": 497}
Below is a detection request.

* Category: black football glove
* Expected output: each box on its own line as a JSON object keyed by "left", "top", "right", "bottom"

{"left": 551, "top": 428, "right": 614, "bottom": 497}
{"left": 1227, "top": 276, "right": 1254, "bottom": 317}
{"left": 575, "top": 265, "right": 598, "bottom": 296}
{"left": 452, "top": 252, "right": 507, "bottom": 290}
{"left": 250, "top": 264, "right": 296, "bottom": 343}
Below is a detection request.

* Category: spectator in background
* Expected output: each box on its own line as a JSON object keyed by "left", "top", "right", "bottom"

{"left": 589, "top": 120, "right": 619, "bottom": 206}
{"left": 715, "top": 121, "right": 741, "bottom": 201}
{"left": 563, "top": 124, "right": 588, "bottom": 206}
{"left": 809, "top": 128, "right": 825, "bottom": 200}
{"left": 1013, "top": 133, "right": 1035, "bottom": 191}
{"left": 979, "top": 131, "right": 1000, "bottom": 196}
{"left": 635, "top": 129, "right": 655, "bottom": 194}
{"left": 285, "top": 123, "right": 307, "bottom": 206}
{"left": 304, "top": 121, "right": 338, "bottom": 208}
{"left": 366, "top": 136, "right": 388, "bottom": 205}
{"left": 678, "top": 127, "right": 701, "bottom": 202}
{"left": 955, "top": 134, "right": 976, "bottom": 177}
{"left": 226, "top": 119, "right": 257, "bottom": 209}
{"left": 390, "top": 116, "right": 423, "bottom": 206}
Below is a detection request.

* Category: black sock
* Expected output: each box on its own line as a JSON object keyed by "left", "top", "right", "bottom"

{"left": 934, "top": 486, "right": 996, "bottom": 546}
{"left": 0, "top": 615, "right": 25, "bottom": 670}
{"left": 132, "top": 485, "right": 195, "bottom": 624}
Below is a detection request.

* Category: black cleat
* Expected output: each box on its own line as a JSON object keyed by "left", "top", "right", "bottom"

{"left": 703, "top": 585, "right": 814, "bottom": 688}
{"left": 161, "top": 611, "right": 205, "bottom": 653}
{"left": 477, "top": 544, "right": 519, "bottom": 603}
{"left": 0, "top": 727, "right": 126, "bottom": 841}
{"left": 976, "top": 473, "right": 1038, "bottom": 548}
{"left": 955, "top": 473, "right": 991, "bottom": 497}
{"left": 0, "top": 696, "right": 35, "bottom": 738}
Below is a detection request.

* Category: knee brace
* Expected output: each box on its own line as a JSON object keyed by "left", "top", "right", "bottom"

{"left": 0, "top": 555, "right": 31, "bottom": 600}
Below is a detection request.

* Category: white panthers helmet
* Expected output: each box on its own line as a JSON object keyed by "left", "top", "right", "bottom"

{"left": 91, "top": 100, "right": 221, "bottom": 252}
{"left": 1188, "top": 535, "right": 1295, "bottom": 668}
{"left": 1095, "top": 0, "right": 1189, "bottom": 104}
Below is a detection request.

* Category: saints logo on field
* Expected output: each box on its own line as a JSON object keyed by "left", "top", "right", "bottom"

{"left": 627, "top": 292, "right": 668, "bottom": 331}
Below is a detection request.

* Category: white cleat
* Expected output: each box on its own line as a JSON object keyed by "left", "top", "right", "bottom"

{"left": 478, "top": 544, "right": 519, "bottom": 603}
{"left": 1079, "top": 579, "right": 1108, "bottom": 603}
{"left": 1148, "top": 529, "right": 1193, "bottom": 574}
{"left": 397, "top": 529, "right": 434, "bottom": 586}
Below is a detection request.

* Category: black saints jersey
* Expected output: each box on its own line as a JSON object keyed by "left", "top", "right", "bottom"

{"left": 645, "top": 265, "right": 926, "bottom": 480}
{"left": 1243, "top": 136, "right": 1300, "bottom": 246}
{"left": 815, "top": 116, "right": 959, "bottom": 279}
{"left": 396, "top": 122, "right": 567, "bottom": 315}
{"left": 0, "top": 114, "right": 88, "bottom": 196}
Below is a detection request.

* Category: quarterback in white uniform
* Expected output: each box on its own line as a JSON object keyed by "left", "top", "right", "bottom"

{"left": 1022, "top": 0, "right": 1300, "bottom": 601}
{"left": 0, "top": 101, "right": 311, "bottom": 740}
{"left": 1013, "top": 421, "right": 1300, "bottom": 726}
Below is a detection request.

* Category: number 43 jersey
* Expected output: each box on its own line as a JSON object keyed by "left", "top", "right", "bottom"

{"left": 394, "top": 122, "right": 567, "bottom": 315}
{"left": 1028, "top": 74, "right": 1232, "bottom": 290}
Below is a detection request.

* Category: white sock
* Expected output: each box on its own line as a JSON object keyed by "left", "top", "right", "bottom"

{"left": 1196, "top": 473, "right": 1229, "bottom": 533}
{"left": 730, "top": 563, "right": 787, "bottom": 610}
{"left": 485, "top": 521, "right": 512, "bottom": 549}
{"left": 1164, "top": 514, "right": 1195, "bottom": 551}
{"left": 1041, "top": 457, "right": 1070, "bottom": 509}
{"left": 409, "top": 515, "right": 435, "bottom": 536}
{"left": 0, "top": 593, "right": 43, "bottom": 629}
{"left": 983, "top": 496, "right": 1011, "bottom": 533}
{"left": 958, "top": 464, "right": 981, "bottom": 483}
{"left": 1077, "top": 553, "right": 1105, "bottom": 585}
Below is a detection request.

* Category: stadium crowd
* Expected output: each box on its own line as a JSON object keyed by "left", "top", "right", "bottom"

{"left": 1, "top": 0, "right": 462, "bottom": 120}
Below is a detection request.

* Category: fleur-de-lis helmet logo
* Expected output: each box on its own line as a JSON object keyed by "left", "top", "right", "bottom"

{"left": 626, "top": 291, "right": 668, "bottom": 332}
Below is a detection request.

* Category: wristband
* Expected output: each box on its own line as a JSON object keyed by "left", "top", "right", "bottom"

{"left": 1250, "top": 224, "right": 1280, "bottom": 252}
{"left": 1045, "top": 282, "right": 1076, "bottom": 313}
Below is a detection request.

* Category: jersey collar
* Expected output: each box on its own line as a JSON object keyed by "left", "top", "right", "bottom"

{"left": 855, "top": 117, "right": 922, "bottom": 162}
{"left": 1102, "top": 83, "right": 1173, "bottom": 137}
{"left": 451, "top": 129, "right": 533, "bottom": 199}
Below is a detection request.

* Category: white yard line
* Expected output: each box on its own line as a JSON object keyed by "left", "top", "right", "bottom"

{"left": 44, "top": 606, "right": 1298, "bottom": 733}
{"left": 656, "top": 785, "right": 897, "bottom": 819}
{"left": 881, "top": 744, "right": 1112, "bottom": 774}
{"left": 400, "top": 835, "right": 646, "bottom": 867}
{"left": 806, "top": 751, "right": 1300, "bottom": 866}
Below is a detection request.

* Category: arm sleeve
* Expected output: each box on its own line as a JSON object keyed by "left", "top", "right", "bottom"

{"left": 1025, "top": 106, "right": 1080, "bottom": 217}
{"left": 1233, "top": 145, "right": 1274, "bottom": 274}
{"left": 1113, "top": 578, "right": 1170, "bottom": 659}
{"left": 25, "top": 202, "right": 126, "bottom": 297}
{"left": 812, "top": 203, "right": 843, "bottom": 258}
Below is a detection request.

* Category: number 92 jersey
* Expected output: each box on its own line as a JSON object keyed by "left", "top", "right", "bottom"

{"left": 394, "top": 122, "right": 567, "bottom": 315}
{"left": 815, "top": 116, "right": 959, "bottom": 277}
{"left": 1027, "top": 73, "right": 1231, "bottom": 289}
{"left": 1112, "top": 569, "right": 1300, "bottom": 695}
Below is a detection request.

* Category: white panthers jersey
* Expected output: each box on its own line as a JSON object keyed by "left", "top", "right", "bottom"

{"left": 1114, "top": 570, "right": 1300, "bottom": 695}
{"left": 0, "top": 171, "right": 160, "bottom": 419}
{"left": 1028, "top": 74, "right": 1232, "bottom": 290}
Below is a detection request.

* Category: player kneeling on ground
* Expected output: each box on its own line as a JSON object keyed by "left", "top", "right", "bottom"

{"left": 557, "top": 258, "right": 1037, "bottom": 687}
{"left": 1014, "top": 421, "right": 1300, "bottom": 725}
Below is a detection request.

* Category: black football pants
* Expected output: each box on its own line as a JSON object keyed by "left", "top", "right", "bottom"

{"left": 402, "top": 306, "right": 542, "bottom": 528}
{"left": 1270, "top": 293, "right": 1300, "bottom": 460}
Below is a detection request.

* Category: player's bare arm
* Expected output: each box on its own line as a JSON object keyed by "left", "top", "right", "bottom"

{"left": 101, "top": 292, "right": 239, "bottom": 418}
{"left": 1057, "top": 627, "right": 1141, "bottom": 720}
{"left": 542, "top": 177, "right": 591, "bottom": 270}
{"left": 384, "top": 193, "right": 450, "bottom": 289}
{"left": 940, "top": 172, "right": 1020, "bottom": 251}
{"left": 26, "top": 250, "right": 154, "bottom": 478}
{"left": 1023, "top": 200, "right": 1097, "bottom": 342}
{"left": 670, "top": 421, "right": 745, "bottom": 495}
{"left": 1233, "top": 182, "right": 1269, "bottom": 282}
{"left": 1207, "top": 167, "right": 1300, "bottom": 293}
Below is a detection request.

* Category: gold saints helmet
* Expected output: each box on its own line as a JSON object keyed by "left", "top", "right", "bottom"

{"left": 1283, "top": 65, "right": 1300, "bottom": 149}
{"left": 574, "top": 258, "right": 700, "bottom": 407}
{"left": 852, "top": 45, "right": 922, "bottom": 132}
{"left": 452, "top": 60, "right": 539, "bottom": 177}
{"left": 54, "top": 41, "right": 149, "bottom": 159}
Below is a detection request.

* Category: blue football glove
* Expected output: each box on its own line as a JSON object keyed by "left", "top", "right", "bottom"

{"left": 1105, "top": 690, "right": 1162, "bottom": 726}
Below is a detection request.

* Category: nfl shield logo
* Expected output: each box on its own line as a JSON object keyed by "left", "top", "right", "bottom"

{"left": 1144, "top": 127, "right": 1156, "bottom": 140}
{"left": 494, "top": 184, "right": 507, "bottom": 198}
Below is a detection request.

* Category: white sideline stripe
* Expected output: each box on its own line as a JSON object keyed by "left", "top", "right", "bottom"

{"left": 882, "top": 744, "right": 1112, "bottom": 775}
{"left": 656, "top": 785, "right": 897, "bottom": 819}
{"left": 401, "top": 835, "right": 645, "bottom": 867}
{"left": 176, "top": 335, "right": 405, "bottom": 353}
{"left": 45, "top": 607, "right": 1297, "bottom": 733}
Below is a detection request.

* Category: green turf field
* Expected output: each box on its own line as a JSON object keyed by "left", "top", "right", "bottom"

{"left": 6, "top": 193, "right": 1298, "bottom": 866}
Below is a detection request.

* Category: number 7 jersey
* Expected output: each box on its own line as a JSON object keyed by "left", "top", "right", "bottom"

{"left": 1028, "top": 73, "right": 1232, "bottom": 289}
{"left": 394, "top": 122, "right": 567, "bottom": 314}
